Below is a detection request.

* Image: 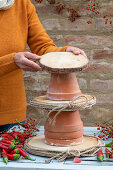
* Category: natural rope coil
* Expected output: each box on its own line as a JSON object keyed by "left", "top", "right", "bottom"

{"left": 30, "top": 94, "right": 96, "bottom": 112}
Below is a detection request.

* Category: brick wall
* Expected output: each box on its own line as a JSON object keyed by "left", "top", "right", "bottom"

{"left": 24, "top": 0, "right": 113, "bottom": 126}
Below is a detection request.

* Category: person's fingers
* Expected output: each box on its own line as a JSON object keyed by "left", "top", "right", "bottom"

{"left": 66, "top": 47, "right": 87, "bottom": 58}
{"left": 20, "top": 64, "right": 40, "bottom": 72}
{"left": 79, "top": 50, "right": 87, "bottom": 58}
{"left": 14, "top": 52, "right": 42, "bottom": 71}
{"left": 24, "top": 52, "right": 41, "bottom": 61}
{"left": 21, "top": 57, "right": 41, "bottom": 71}
{"left": 66, "top": 47, "right": 80, "bottom": 54}
{"left": 73, "top": 48, "right": 81, "bottom": 55}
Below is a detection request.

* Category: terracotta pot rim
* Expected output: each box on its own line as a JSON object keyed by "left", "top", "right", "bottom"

{"left": 45, "top": 136, "right": 83, "bottom": 146}
{"left": 46, "top": 91, "right": 82, "bottom": 101}
{"left": 47, "top": 91, "right": 81, "bottom": 95}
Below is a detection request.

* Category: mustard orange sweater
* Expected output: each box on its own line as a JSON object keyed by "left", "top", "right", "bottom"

{"left": 0, "top": 0, "right": 67, "bottom": 125}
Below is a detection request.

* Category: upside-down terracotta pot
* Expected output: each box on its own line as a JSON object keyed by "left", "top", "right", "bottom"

{"left": 46, "top": 72, "right": 82, "bottom": 101}
{"left": 44, "top": 110, "right": 83, "bottom": 146}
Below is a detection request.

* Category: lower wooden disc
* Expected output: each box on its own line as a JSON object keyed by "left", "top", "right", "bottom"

{"left": 24, "top": 135, "right": 104, "bottom": 157}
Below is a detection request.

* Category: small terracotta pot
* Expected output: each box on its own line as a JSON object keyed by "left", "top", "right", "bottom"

{"left": 46, "top": 73, "right": 82, "bottom": 101}
{"left": 44, "top": 110, "right": 83, "bottom": 146}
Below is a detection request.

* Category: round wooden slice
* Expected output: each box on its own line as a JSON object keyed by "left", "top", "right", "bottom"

{"left": 30, "top": 94, "right": 96, "bottom": 111}
{"left": 39, "top": 52, "right": 89, "bottom": 73}
{"left": 24, "top": 135, "right": 104, "bottom": 159}
{"left": 24, "top": 135, "right": 101, "bottom": 150}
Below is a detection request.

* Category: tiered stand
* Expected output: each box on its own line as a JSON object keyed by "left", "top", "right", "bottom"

{"left": 24, "top": 52, "right": 104, "bottom": 161}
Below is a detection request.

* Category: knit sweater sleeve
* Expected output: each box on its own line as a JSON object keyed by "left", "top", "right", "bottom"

{"left": 0, "top": 53, "right": 19, "bottom": 77}
{"left": 27, "top": 0, "right": 68, "bottom": 56}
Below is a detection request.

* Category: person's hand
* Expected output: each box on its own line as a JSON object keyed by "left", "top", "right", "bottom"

{"left": 66, "top": 46, "right": 87, "bottom": 58}
{"left": 14, "top": 52, "right": 41, "bottom": 72}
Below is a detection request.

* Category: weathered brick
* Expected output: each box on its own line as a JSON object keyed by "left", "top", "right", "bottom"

{"left": 27, "top": 105, "right": 47, "bottom": 125}
{"left": 95, "top": 93, "right": 113, "bottom": 106}
{"left": 80, "top": 106, "right": 113, "bottom": 126}
{"left": 89, "top": 107, "right": 113, "bottom": 122}
{"left": 24, "top": 71, "right": 50, "bottom": 91}
{"left": 78, "top": 78, "right": 87, "bottom": 90}
{"left": 64, "top": 35, "right": 112, "bottom": 48}
{"left": 90, "top": 79, "right": 113, "bottom": 91}
{"left": 96, "top": 18, "right": 113, "bottom": 32}
{"left": 49, "top": 34, "right": 63, "bottom": 42}
{"left": 35, "top": 4, "right": 58, "bottom": 18}
{"left": 77, "top": 63, "right": 113, "bottom": 81}
{"left": 25, "top": 90, "right": 46, "bottom": 103}
{"left": 49, "top": 34, "right": 64, "bottom": 46}
{"left": 100, "top": 2, "right": 113, "bottom": 16}
{"left": 92, "top": 49, "right": 113, "bottom": 59}
{"left": 61, "top": 18, "right": 95, "bottom": 32}
{"left": 42, "top": 19, "right": 61, "bottom": 30}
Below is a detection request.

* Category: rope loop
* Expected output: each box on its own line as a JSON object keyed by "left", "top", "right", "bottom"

{"left": 47, "top": 95, "right": 91, "bottom": 125}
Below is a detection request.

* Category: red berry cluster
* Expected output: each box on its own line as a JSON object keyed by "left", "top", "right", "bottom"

{"left": 56, "top": 1, "right": 65, "bottom": 13}
{"left": 87, "top": 0, "right": 100, "bottom": 15}
{"left": 87, "top": 20, "right": 93, "bottom": 24}
{"left": 94, "top": 121, "right": 113, "bottom": 140}
{"left": 14, "top": 117, "right": 40, "bottom": 140}
{"left": 104, "top": 15, "right": 112, "bottom": 25}
{"left": 68, "top": 8, "right": 80, "bottom": 22}
{"left": 86, "top": 0, "right": 102, "bottom": 24}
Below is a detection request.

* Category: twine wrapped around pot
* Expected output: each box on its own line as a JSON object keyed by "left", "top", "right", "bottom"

{"left": 24, "top": 135, "right": 105, "bottom": 162}
{"left": 46, "top": 95, "right": 95, "bottom": 125}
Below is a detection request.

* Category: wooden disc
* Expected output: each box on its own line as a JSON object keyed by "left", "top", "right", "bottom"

{"left": 24, "top": 135, "right": 104, "bottom": 162}
{"left": 24, "top": 135, "right": 104, "bottom": 153}
{"left": 39, "top": 52, "right": 89, "bottom": 73}
{"left": 30, "top": 94, "right": 96, "bottom": 111}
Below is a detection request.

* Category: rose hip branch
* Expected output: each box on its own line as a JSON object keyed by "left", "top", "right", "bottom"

{"left": 35, "top": 0, "right": 113, "bottom": 29}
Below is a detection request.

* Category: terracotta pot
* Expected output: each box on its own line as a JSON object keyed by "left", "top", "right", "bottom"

{"left": 46, "top": 73, "right": 82, "bottom": 101}
{"left": 44, "top": 110, "right": 83, "bottom": 146}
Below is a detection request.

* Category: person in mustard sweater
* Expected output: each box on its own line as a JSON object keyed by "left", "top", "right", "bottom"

{"left": 0, "top": 0, "right": 87, "bottom": 132}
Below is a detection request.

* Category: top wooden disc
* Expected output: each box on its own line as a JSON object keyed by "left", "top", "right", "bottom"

{"left": 39, "top": 52, "right": 89, "bottom": 73}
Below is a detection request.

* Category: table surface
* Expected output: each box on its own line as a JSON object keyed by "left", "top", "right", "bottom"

{"left": 0, "top": 126, "right": 113, "bottom": 170}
